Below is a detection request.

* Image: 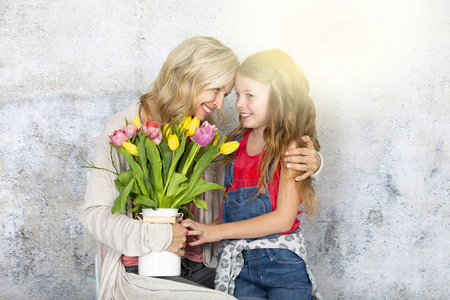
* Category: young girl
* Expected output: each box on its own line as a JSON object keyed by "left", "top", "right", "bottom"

{"left": 182, "top": 49, "right": 323, "bottom": 299}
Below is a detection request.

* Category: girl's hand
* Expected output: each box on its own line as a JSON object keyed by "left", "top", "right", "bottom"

{"left": 166, "top": 222, "right": 187, "bottom": 256}
{"left": 181, "top": 219, "right": 221, "bottom": 247}
{"left": 284, "top": 135, "right": 321, "bottom": 182}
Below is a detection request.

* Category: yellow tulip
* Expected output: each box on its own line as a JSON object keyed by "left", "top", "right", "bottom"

{"left": 163, "top": 123, "right": 172, "bottom": 139}
{"left": 220, "top": 141, "right": 240, "bottom": 155}
{"left": 168, "top": 134, "right": 180, "bottom": 151}
{"left": 186, "top": 117, "right": 200, "bottom": 136}
{"left": 212, "top": 132, "right": 219, "bottom": 146}
{"left": 180, "top": 116, "right": 200, "bottom": 136}
{"left": 181, "top": 116, "right": 192, "bottom": 131}
{"left": 122, "top": 142, "right": 139, "bottom": 156}
{"left": 132, "top": 115, "right": 141, "bottom": 130}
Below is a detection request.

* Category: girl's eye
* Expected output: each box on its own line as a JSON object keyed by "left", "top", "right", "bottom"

{"left": 247, "top": 93, "right": 254, "bottom": 98}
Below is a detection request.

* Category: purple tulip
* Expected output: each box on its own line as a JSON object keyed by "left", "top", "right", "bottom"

{"left": 123, "top": 124, "right": 137, "bottom": 139}
{"left": 110, "top": 130, "right": 128, "bottom": 147}
{"left": 192, "top": 121, "right": 217, "bottom": 147}
{"left": 142, "top": 120, "right": 163, "bottom": 145}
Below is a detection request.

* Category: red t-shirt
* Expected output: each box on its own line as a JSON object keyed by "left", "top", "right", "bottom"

{"left": 225, "top": 131, "right": 300, "bottom": 235}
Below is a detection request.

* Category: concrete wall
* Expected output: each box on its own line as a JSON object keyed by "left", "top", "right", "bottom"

{"left": 1, "top": 1, "right": 448, "bottom": 299}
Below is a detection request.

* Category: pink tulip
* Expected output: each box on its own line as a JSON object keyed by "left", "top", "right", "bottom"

{"left": 142, "top": 120, "right": 163, "bottom": 145}
{"left": 192, "top": 121, "right": 217, "bottom": 147}
{"left": 110, "top": 130, "right": 128, "bottom": 147}
{"left": 123, "top": 124, "right": 137, "bottom": 139}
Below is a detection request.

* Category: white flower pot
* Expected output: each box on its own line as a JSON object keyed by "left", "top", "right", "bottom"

{"left": 138, "top": 208, "right": 181, "bottom": 277}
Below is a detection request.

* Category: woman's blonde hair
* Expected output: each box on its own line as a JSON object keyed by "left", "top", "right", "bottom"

{"left": 139, "top": 36, "right": 239, "bottom": 125}
{"left": 227, "top": 49, "right": 321, "bottom": 216}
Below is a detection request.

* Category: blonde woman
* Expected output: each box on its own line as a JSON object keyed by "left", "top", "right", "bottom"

{"left": 81, "top": 38, "right": 322, "bottom": 299}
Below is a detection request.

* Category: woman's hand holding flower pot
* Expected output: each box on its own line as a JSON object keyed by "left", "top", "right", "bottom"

{"left": 166, "top": 222, "right": 187, "bottom": 256}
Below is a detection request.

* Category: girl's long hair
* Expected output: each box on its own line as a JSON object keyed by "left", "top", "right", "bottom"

{"left": 139, "top": 36, "right": 239, "bottom": 125}
{"left": 227, "top": 49, "right": 321, "bottom": 216}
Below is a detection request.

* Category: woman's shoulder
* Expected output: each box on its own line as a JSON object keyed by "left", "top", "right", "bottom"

{"left": 95, "top": 98, "right": 140, "bottom": 149}
{"left": 101, "top": 98, "right": 140, "bottom": 134}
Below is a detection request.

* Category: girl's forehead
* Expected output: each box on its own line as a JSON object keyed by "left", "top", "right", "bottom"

{"left": 235, "top": 74, "right": 269, "bottom": 92}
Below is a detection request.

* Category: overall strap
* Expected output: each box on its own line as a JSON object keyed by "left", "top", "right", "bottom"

{"left": 223, "top": 134, "right": 243, "bottom": 187}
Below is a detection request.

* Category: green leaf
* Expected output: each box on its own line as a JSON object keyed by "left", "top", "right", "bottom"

{"left": 116, "top": 169, "right": 133, "bottom": 186}
{"left": 177, "top": 141, "right": 195, "bottom": 173}
{"left": 188, "top": 146, "right": 219, "bottom": 189}
{"left": 132, "top": 193, "right": 158, "bottom": 209}
{"left": 111, "top": 185, "right": 125, "bottom": 214}
{"left": 162, "top": 134, "right": 187, "bottom": 196}
{"left": 131, "top": 180, "right": 140, "bottom": 194}
{"left": 120, "top": 178, "right": 136, "bottom": 214}
{"left": 171, "top": 179, "right": 223, "bottom": 208}
{"left": 145, "top": 139, "right": 163, "bottom": 202}
{"left": 185, "top": 179, "right": 224, "bottom": 200}
{"left": 112, "top": 178, "right": 135, "bottom": 214}
{"left": 112, "top": 195, "right": 122, "bottom": 214}
{"left": 144, "top": 169, "right": 154, "bottom": 199}
{"left": 165, "top": 172, "right": 188, "bottom": 198}
{"left": 118, "top": 147, "right": 149, "bottom": 197}
{"left": 179, "top": 206, "right": 197, "bottom": 221}
{"left": 177, "top": 196, "right": 195, "bottom": 207}
{"left": 160, "top": 140, "right": 172, "bottom": 184}
{"left": 137, "top": 135, "right": 148, "bottom": 174}
{"left": 127, "top": 205, "right": 141, "bottom": 212}
{"left": 193, "top": 198, "right": 208, "bottom": 211}
{"left": 114, "top": 178, "right": 124, "bottom": 192}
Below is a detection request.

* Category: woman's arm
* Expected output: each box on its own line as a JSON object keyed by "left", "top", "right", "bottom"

{"left": 284, "top": 135, "right": 322, "bottom": 182}
{"left": 182, "top": 142, "right": 301, "bottom": 245}
{"left": 81, "top": 111, "right": 182, "bottom": 256}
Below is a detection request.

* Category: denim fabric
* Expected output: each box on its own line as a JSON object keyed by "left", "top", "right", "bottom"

{"left": 222, "top": 186, "right": 279, "bottom": 241}
{"left": 223, "top": 157, "right": 278, "bottom": 241}
{"left": 221, "top": 153, "right": 313, "bottom": 299}
{"left": 234, "top": 249, "right": 312, "bottom": 300}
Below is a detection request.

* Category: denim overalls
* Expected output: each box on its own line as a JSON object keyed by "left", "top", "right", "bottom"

{"left": 217, "top": 151, "right": 321, "bottom": 300}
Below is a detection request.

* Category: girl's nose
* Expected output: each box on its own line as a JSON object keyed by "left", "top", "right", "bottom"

{"left": 235, "top": 96, "right": 244, "bottom": 109}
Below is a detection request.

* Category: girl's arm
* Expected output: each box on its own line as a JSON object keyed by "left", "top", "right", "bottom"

{"left": 182, "top": 142, "right": 301, "bottom": 246}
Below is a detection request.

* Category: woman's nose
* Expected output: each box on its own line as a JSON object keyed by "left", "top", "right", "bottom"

{"left": 214, "top": 93, "right": 224, "bottom": 110}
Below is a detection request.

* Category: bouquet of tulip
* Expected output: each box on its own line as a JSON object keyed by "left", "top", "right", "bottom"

{"left": 84, "top": 115, "right": 239, "bottom": 220}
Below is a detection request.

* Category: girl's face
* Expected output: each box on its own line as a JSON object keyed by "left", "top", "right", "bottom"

{"left": 234, "top": 74, "right": 271, "bottom": 133}
{"left": 194, "top": 80, "right": 234, "bottom": 121}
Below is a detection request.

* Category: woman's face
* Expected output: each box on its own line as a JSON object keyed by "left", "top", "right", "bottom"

{"left": 194, "top": 80, "right": 234, "bottom": 121}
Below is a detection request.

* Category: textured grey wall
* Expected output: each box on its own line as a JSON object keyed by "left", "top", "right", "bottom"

{"left": 1, "top": 1, "right": 449, "bottom": 299}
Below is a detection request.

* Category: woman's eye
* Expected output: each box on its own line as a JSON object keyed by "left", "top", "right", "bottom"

{"left": 214, "top": 88, "right": 221, "bottom": 93}
{"left": 235, "top": 93, "right": 240, "bottom": 97}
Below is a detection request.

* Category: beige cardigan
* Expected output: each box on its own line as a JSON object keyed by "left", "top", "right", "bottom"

{"left": 81, "top": 98, "right": 235, "bottom": 299}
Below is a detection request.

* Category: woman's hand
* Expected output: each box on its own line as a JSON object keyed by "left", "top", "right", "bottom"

{"left": 284, "top": 135, "right": 321, "bottom": 182}
{"left": 181, "top": 219, "right": 221, "bottom": 247}
{"left": 165, "top": 222, "right": 187, "bottom": 256}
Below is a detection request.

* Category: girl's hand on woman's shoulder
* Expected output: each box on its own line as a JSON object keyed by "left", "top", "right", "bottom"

{"left": 284, "top": 135, "right": 321, "bottom": 182}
